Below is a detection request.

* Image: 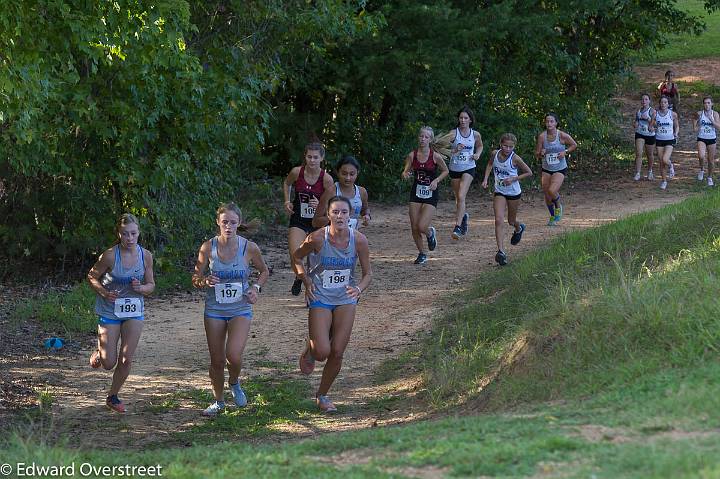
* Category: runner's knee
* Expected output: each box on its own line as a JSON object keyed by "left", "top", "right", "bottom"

{"left": 312, "top": 345, "right": 330, "bottom": 362}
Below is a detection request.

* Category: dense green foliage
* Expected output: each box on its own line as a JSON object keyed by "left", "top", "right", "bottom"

{"left": 1, "top": 0, "right": 718, "bottom": 271}
{"left": 655, "top": 0, "right": 720, "bottom": 61}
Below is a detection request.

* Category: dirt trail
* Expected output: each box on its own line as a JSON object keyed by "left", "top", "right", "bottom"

{"left": 3, "top": 59, "right": 718, "bottom": 450}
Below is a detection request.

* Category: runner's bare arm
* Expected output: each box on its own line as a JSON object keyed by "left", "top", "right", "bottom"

{"left": 245, "top": 242, "right": 269, "bottom": 304}
{"left": 312, "top": 188, "right": 333, "bottom": 229}
{"left": 192, "top": 240, "right": 218, "bottom": 288}
{"left": 560, "top": 131, "right": 578, "bottom": 155}
{"left": 347, "top": 231, "right": 372, "bottom": 300}
{"left": 401, "top": 152, "right": 413, "bottom": 179}
{"left": 513, "top": 155, "right": 533, "bottom": 181}
{"left": 133, "top": 250, "right": 155, "bottom": 295}
{"left": 481, "top": 151, "right": 495, "bottom": 189}
{"left": 87, "top": 248, "right": 118, "bottom": 301}
{"left": 473, "top": 131, "right": 484, "bottom": 160}
{"left": 535, "top": 133, "right": 544, "bottom": 159}
{"left": 359, "top": 186, "right": 371, "bottom": 225}
{"left": 434, "top": 153, "right": 450, "bottom": 184}
{"left": 283, "top": 167, "right": 301, "bottom": 214}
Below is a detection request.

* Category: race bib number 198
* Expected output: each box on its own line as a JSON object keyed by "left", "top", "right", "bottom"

{"left": 114, "top": 297, "right": 143, "bottom": 318}
{"left": 215, "top": 283, "right": 244, "bottom": 304}
{"left": 322, "top": 269, "right": 350, "bottom": 289}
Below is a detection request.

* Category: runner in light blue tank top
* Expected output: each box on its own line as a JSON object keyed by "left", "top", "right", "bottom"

{"left": 313, "top": 155, "right": 371, "bottom": 231}
{"left": 293, "top": 195, "right": 372, "bottom": 414}
{"left": 307, "top": 226, "right": 358, "bottom": 308}
{"left": 193, "top": 203, "right": 269, "bottom": 417}
{"left": 204, "top": 236, "right": 252, "bottom": 320}
{"left": 94, "top": 244, "right": 146, "bottom": 323}
{"left": 87, "top": 213, "right": 155, "bottom": 414}
{"left": 535, "top": 113, "right": 577, "bottom": 226}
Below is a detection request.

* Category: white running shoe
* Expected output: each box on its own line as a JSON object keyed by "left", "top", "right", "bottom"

{"left": 660, "top": 180, "right": 668, "bottom": 190}
{"left": 647, "top": 171, "right": 655, "bottom": 181}
{"left": 634, "top": 172, "right": 641, "bottom": 181}
{"left": 668, "top": 163, "right": 675, "bottom": 179}
{"left": 698, "top": 170, "right": 705, "bottom": 181}
{"left": 708, "top": 177, "right": 715, "bottom": 187}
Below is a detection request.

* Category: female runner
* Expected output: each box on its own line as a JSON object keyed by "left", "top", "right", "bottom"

{"left": 313, "top": 155, "right": 371, "bottom": 230}
{"left": 633, "top": 93, "right": 656, "bottom": 181}
{"left": 437, "top": 106, "right": 483, "bottom": 239}
{"left": 192, "top": 203, "right": 269, "bottom": 416}
{"left": 400, "top": 126, "right": 449, "bottom": 264}
{"left": 283, "top": 142, "right": 335, "bottom": 295}
{"left": 534, "top": 113, "right": 577, "bottom": 225}
{"left": 87, "top": 214, "right": 155, "bottom": 413}
{"left": 654, "top": 96, "right": 680, "bottom": 190}
{"left": 657, "top": 70, "right": 680, "bottom": 112}
{"left": 694, "top": 96, "right": 720, "bottom": 186}
{"left": 293, "top": 196, "right": 372, "bottom": 413}
{"left": 481, "top": 133, "right": 532, "bottom": 265}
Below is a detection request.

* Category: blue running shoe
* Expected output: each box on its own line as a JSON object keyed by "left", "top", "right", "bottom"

{"left": 230, "top": 382, "right": 247, "bottom": 408}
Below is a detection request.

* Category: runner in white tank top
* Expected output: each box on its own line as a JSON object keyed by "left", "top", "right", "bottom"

{"left": 192, "top": 203, "right": 269, "bottom": 417}
{"left": 436, "top": 106, "right": 483, "bottom": 240}
{"left": 87, "top": 214, "right": 155, "bottom": 414}
{"left": 694, "top": 96, "right": 720, "bottom": 186}
{"left": 534, "top": 113, "right": 577, "bottom": 226}
{"left": 313, "top": 156, "right": 371, "bottom": 230}
{"left": 654, "top": 96, "right": 680, "bottom": 190}
{"left": 481, "top": 133, "right": 533, "bottom": 266}
{"left": 632, "top": 93, "right": 656, "bottom": 181}
{"left": 293, "top": 195, "right": 372, "bottom": 413}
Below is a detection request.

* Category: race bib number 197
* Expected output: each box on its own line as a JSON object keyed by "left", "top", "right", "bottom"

{"left": 214, "top": 283, "right": 244, "bottom": 304}
{"left": 114, "top": 297, "right": 143, "bottom": 318}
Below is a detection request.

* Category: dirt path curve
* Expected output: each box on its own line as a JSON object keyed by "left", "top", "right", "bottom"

{"left": 4, "top": 58, "right": 719, "bottom": 450}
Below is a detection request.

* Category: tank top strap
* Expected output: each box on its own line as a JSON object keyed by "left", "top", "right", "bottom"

{"left": 349, "top": 227, "right": 356, "bottom": 251}
{"left": 412, "top": 149, "right": 418, "bottom": 162}
{"left": 114, "top": 245, "right": 121, "bottom": 267}
{"left": 240, "top": 236, "right": 247, "bottom": 257}
{"left": 137, "top": 245, "right": 145, "bottom": 269}
{"left": 211, "top": 237, "right": 218, "bottom": 262}
{"left": 353, "top": 185, "right": 359, "bottom": 198}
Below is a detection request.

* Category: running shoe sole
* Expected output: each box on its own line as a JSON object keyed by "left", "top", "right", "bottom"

{"left": 316, "top": 396, "right": 338, "bottom": 413}
{"left": 106, "top": 397, "right": 126, "bottom": 413}
{"left": 427, "top": 227, "right": 437, "bottom": 251}
{"left": 291, "top": 279, "right": 302, "bottom": 296}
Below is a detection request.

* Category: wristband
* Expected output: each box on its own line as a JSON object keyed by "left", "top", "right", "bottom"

{"left": 253, "top": 283, "right": 262, "bottom": 293}
{"left": 355, "top": 286, "right": 362, "bottom": 295}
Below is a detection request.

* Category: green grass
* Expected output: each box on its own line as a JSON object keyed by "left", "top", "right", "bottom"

{"left": 421, "top": 189, "right": 720, "bottom": 407}
{"left": 4, "top": 365, "right": 720, "bottom": 477}
{"left": 655, "top": 0, "right": 720, "bottom": 61}
{"left": 6, "top": 191, "right": 720, "bottom": 476}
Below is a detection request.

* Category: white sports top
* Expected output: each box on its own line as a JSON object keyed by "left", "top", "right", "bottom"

{"left": 698, "top": 110, "right": 717, "bottom": 140}
{"left": 654, "top": 110, "right": 675, "bottom": 141}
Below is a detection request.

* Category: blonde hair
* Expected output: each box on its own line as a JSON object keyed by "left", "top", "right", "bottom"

{"left": 216, "top": 202, "right": 259, "bottom": 233}
{"left": 499, "top": 133, "right": 517, "bottom": 144}
{"left": 419, "top": 125, "right": 435, "bottom": 141}
{"left": 115, "top": 213, "right": 139, "bottom": 234}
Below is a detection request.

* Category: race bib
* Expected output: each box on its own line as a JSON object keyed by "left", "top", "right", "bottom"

{"left": 545, "top": 153, "right": 560, "bottom": 165}
{"left": 638, "top": 123, "right": 650, "bottom": 135}
{"left": 322, "top": 269, "right": 350, "bottom": 289}
{"left": 415, "top": 184, "right": 432, "bottom": 199}
{"left": 214, "top": 282, "right": 244, "bottom": 304}
{"left": 701, "top": 125, "right": 713, "bottom": 136}
{"left": 348, "top": 218, "right": 358, "bottom": 229}
{"left": 658, "top": 126, "right": 670, "bottom": 136}
{"left": 455, "top": 150, "right": 472, "bottom": 164}
{"left": 114, "top": 297, "right": 143, "bottom": 318}
{"left": 300, "top": 202, "right": 315, "bottom": 219}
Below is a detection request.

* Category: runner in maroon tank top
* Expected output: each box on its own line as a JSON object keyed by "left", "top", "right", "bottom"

{"left": 283, "top": 142, "right": 335, "bottom": 295}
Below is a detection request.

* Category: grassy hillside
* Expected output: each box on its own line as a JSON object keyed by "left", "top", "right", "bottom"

{"left": 655, "top": 0, "right": 720, "bottom": 61}
{"left": 5, "top": 191, "right": 720, "bottom": 477}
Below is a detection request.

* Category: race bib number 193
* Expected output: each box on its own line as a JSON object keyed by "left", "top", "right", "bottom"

{"left": 215, "top": 283, "right": 244, "bottom": 304}
{"left": 114, "top": 297, "right": 143, "bottom": 318}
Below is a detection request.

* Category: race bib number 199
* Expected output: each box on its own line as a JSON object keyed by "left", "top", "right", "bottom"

{"left": 322, "top": 269, "right": 350, "bottom": 289}
{"left": 214, "top": 283, "right": 244, "bottom": 304}
{"left": 114, "top": 297, "right": 143, "bottom": 318}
